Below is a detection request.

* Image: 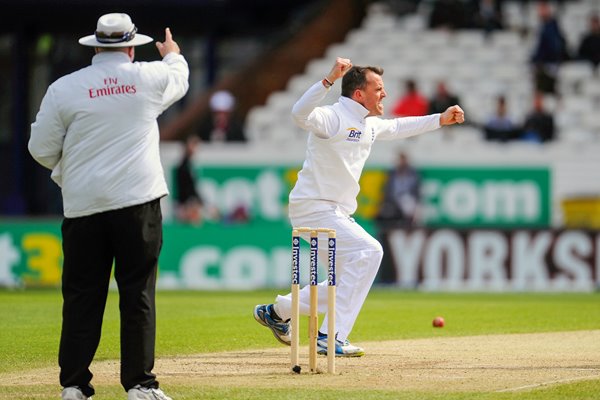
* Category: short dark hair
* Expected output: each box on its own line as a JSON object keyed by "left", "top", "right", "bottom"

{"left": 341, "top": 66, "right": 384, "bottom": 98}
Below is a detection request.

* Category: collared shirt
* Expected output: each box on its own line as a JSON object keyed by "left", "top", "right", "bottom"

{"left": 289, "top": 81, "right": 440, "bottom": 217}
{"left": 29, "top": 51, "right": 189, "bottom": 217}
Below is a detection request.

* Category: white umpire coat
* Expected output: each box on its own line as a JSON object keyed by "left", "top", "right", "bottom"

{"left": 29, "top": 51, "right": 189, "bottom": 218}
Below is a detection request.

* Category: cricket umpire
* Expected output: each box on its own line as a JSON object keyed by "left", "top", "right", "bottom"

{"left": 28, "top": 13, "right": 189, "bottom": 400}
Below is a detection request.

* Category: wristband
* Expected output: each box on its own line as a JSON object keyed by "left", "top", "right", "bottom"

{"left": 322, "top": 77, "right": 333, "bottom": 88}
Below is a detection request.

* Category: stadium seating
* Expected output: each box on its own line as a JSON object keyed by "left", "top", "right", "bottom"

{"left": 244, "top": 0, "right": 600, "bottom": 148}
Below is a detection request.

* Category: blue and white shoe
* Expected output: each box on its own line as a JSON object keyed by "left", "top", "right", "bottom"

{"left": 317, "top": 332, "right": 365, "bottom": 357}
{"left": 253, "top": 304, "right": 291, "bottom": 345}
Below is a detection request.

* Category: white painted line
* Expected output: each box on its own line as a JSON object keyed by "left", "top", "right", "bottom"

{"left": 496, "top": 374, "right": 600, "bottom": 393}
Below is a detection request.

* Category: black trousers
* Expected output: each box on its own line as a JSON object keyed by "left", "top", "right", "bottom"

{"left": 59, "top": 199, "right": 163, "bottom": 397}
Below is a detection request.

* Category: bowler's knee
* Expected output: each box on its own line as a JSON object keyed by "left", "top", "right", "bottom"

{"left": 366, "top": 240, "right": 384, "bottom": 263}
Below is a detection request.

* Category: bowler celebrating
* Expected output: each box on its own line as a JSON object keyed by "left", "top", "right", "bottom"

{"left": 254, "top": 57, "right": 464, "bottom": 356}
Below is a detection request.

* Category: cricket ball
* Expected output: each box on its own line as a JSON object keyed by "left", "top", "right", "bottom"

{"left": 432, "top": 316, "right": 445, "bottom": 328}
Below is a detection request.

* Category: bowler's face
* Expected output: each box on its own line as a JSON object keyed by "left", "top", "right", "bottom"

{"left": 360, "top": 71, "right": 386, "bottom": 116}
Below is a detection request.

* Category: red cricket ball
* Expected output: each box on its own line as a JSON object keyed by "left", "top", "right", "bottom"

{"left": 432, "top": 316, "right": 445, "bottom": 328}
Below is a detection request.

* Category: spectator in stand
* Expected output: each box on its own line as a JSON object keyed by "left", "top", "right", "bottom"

{"left": 198, "top": 90, "right": 246, "bottom": 142}
{"left": 428, "top": 81, "right": 460, "bottom": 115}
{"left": 521, "top": 91, "right": 555, "bottom": 143}
{"left": 483, "top": 95, "right": 521, "bottom": 142}
{"left": 175, "top": 135, "right": 204, "bottom": 224}
{"left": 577, "top": 14, "right": 600, "bottom": 68}
{"left": 530, "top": 1, "right": 569, "bottom": 94}
{"left": 474, "top": 0, "right": 504, "bottom": 34}
{"left": 376, "top": 151, "right": 421, "bottom": 227}
{"left": 374, "top": 150, "right": 421, "bottom": 284}
{"left": 429, "top": 0, "right": 472, "bottom": 30}
{"left": 391, "top": 79, "right": 429, "bottom": 117}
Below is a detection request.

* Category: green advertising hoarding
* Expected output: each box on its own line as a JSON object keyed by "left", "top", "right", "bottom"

{"left": 0, "top": 221, "right": 331, "bottom": 289}
{"left": 0, "top": 164, "right": 550, "bottom": 288}
{"left": 0, "top": 221, "right": 63, "bottom": 287}
{"left": 159, "top": 221, "right": 323, "bottom": 289}
{"left": 184, "top": 165, "right": 551, "bottom": 227}
{"left": 419, "top": 167, "right": 551, "bottom": 228}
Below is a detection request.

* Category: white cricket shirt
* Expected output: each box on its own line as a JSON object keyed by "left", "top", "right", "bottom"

{"left": 289, "top": 81, "right": 440, "bottom": 217}
{"left": 29, "top": 51, "right": 189, "bottom": 218}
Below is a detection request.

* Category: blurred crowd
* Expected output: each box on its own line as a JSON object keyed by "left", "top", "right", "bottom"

{"left": 386, "top": 0, "right": 599, "bottom": 144}
{"left": 192, "top": 1, "right": 600, "bottom": 147}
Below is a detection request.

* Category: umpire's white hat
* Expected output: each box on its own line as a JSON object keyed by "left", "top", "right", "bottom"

{"left": 78, "top": 13, "right": 153, "bottom": 48}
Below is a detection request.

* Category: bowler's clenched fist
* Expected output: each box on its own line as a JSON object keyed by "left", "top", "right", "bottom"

{"left": 439, "top": 105, "right": 465, "bottom": 126}
{"left": 326, "top": 57, "right": 353, "bottom": 84}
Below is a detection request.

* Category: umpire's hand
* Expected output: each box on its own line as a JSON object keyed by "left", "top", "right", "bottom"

{"left": 156, "top": 27, "right": 181, "bottom": 57}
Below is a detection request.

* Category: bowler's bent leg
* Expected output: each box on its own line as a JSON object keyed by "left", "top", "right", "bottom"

{"left": 277, "top": 209, "right": 383, "bottom": 341}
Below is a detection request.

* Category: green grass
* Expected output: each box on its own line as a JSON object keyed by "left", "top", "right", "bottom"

{"left": 2, "top": 382, "right": 600, "bottom": 400}
{"left": 1, "top": 289, "right": 599, "bottom": 399}
{"left": 358, "top": 290, "right": 600, "bottom": 339}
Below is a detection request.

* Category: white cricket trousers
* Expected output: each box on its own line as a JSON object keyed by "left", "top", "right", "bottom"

{"left": 275, "top": 207, "right": 383, "bottom": 341}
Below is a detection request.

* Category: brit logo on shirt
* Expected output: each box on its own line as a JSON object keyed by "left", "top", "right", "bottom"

{"left": 345, "top": 127, "right": 362, "bottom": 142}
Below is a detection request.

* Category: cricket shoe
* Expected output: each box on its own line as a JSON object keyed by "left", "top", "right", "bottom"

{"left": 317, "top": 332, "right": 365, "bottom": 357}
{"left": 253, "top": 304, "right": 291, "bottom": 345}
{"left": 62, "top": 387, "right": 91, "bottom": 400}
{"left": 127, "top": 385, "right": 172, "bottom": 400}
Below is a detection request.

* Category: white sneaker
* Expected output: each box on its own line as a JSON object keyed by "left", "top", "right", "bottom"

{"left": 62, "top": 386, "right": 91, "bottom": 400}
{"left": 317, "top": 332, "right": 365, "bottom": 357}
{"left": 127, "top": 385, "right": 172, "bottom": 400}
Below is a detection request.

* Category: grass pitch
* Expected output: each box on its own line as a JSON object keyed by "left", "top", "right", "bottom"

{"left": 0, "top": 289, "right": 599, "bottom": 399}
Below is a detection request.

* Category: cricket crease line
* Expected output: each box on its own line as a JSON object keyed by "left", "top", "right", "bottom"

{"left": 495, "top": 374, "right": 600, "bottom": 393}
